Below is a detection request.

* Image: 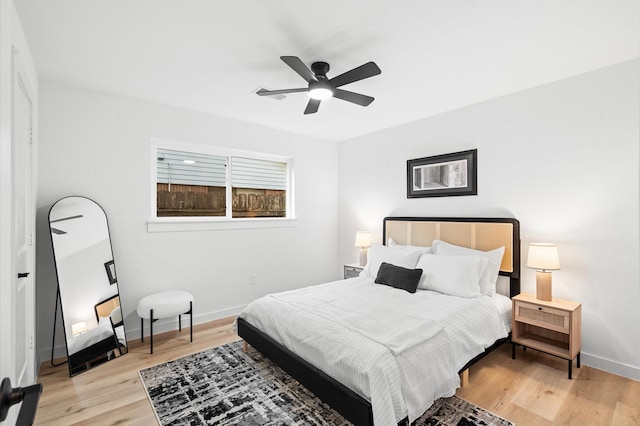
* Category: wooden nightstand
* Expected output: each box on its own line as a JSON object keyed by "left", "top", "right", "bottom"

{"left": 511, "top": 293, "right": 582, "bottom": 379}
{"left": 343, "top": 263, "right": 364, "bottom": 279}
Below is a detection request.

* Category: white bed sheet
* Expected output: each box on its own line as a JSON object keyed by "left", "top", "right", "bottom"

{"left": 67, "top": 321, "right": 119, "bottom": 355}
{"left": 237, "top": 276, "right": 510, "bottom": 425}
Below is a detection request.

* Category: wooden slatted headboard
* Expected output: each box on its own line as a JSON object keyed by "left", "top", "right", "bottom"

{"left": 94, "top": 294, "right": 120, "bottom": 321}
{"left": 382, "top": 217, "right": 521, "bottom": 297}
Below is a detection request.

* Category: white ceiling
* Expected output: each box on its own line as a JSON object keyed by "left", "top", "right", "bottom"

{"left": 14, "top": 0, "right": 639, "bottom": 141}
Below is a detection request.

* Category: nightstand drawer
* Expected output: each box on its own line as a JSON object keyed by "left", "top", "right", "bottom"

{"left": 514, "top": 301, "right": 569, "bottom": 334}
{"left": 344, "top": 265, "right": 363, "bottom": 279}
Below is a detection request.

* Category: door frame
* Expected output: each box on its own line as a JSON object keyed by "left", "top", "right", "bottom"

{"left": 0, "top": 0, "right": 17, "bottom": 388}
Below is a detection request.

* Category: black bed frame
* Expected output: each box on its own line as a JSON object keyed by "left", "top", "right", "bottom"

{"left": 238, "top": 217, "right": 521, "bottom": 426}
{"left": 68, "top": 336, "right": 120, "bottom": 376}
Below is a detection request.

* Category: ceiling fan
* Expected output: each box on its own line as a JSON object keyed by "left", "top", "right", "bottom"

{"left": 257, "top": 56, "right": 382, "bottom": 115}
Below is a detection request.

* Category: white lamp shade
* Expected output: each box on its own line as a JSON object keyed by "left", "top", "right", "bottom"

{"left": 72, "top": 321, "right": 88, "bottom": 336}
{"left": 527, "top": 243, "right": 561, "bottom": 271}
{"left": 354, "top": 231, "right": 371, "bottom": 248}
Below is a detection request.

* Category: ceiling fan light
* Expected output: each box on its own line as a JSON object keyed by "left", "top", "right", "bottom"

{"left": 308, "top": 87, "right": 333, "bottom": 100}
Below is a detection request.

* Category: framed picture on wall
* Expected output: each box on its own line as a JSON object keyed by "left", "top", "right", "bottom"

{"left": 104, "top": 260, "right": 117, "bottom": 285}
{"left": 407, "top": 149, "right": 477, "bottom": 198}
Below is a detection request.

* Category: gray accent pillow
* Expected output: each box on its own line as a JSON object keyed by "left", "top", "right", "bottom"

{"left": 374, "top": 262, "right": 423, "bottom": 294}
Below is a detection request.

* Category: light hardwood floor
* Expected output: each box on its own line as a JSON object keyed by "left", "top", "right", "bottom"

{"left": 34, "top": 318, "right": 640, "bottom": 425}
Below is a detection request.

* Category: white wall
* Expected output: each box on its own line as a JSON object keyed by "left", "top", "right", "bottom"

{"left": 338, "top": 60, "right": 640, "bottom": 380}
{"left": 36, "top": 82, "right": 339, "bottom": 361}
{"left": 56, "top": 239, "right": 118, "bottom": 336}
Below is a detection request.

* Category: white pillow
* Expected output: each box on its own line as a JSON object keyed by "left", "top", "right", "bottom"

{"left": 432, "top": 240, "right": 505, "bottom": 296}
{"left": 109, "top": 306, "right": 123, "bottom": 324}
{"left": 415, "top": 254, "right": 485, "bottom": 298}
{"left": 362, "top": 244, "right": 422, "bottom": 278}
{"left": 388, "top": 238, "right": 433, "bottom": 254}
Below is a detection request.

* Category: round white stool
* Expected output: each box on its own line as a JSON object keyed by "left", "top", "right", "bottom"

{"left": 137, "top": 291, "right": 193, "bottom": 354}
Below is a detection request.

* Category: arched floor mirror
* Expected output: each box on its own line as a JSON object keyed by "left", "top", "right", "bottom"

{"left": 49, "top": 196, "right": 128, "bottom": 376}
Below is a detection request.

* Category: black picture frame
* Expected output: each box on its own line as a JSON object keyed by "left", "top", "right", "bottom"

{"left": 407, "top": 149, "right": 477, "bottom": 198}
{"left": 104, "top": 260, "right": 117, "bottom": 285}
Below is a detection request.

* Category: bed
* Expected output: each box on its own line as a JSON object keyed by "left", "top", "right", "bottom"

{"left": 237, "top": 216, "right": 520, "bottom": 425}
{"left": 67, "top": 295, "right": 127, "bottom": 375}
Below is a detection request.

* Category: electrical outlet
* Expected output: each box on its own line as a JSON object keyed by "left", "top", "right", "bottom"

{"left": 249, "top": 274, "right": 257, "bottom": 286}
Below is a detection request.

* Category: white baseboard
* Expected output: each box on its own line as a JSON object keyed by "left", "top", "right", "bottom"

{"left": 581, "top": 351, "right": 640, "bottom": 381}
{"left": 37, "top": 304, "right": 246, "bottom": 373}
{"left": 36, "top": 343, "right": 69, "bottom": 377}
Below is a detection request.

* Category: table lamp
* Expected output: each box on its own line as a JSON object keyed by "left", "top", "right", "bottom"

{"left": 355, "top": 231, "right": 371, "bottom": 266}
{"left": 527, "top": 243, "right": 560, "bottom": 301}
{"left": 71, "top": 321, "right": 88, "bottom": 336}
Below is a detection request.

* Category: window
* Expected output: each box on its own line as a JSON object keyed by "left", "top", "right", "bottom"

{"left": 152, "top": 140, "right": 293, "bottom": 222}
{"left": 230, "top": 157, "right": 288, "bottom": 218}
{"left": 156, "top": 149, "right": 227, "bottom": 217}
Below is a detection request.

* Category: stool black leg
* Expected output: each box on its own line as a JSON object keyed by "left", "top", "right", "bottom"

{"left": 179, "top": 314, "right": 182, "bottom": 332}
{"left": 189, "top": 301, "right": 193, "bottom": 343}
{"left": 150, "top": 309, "right": 154, "bottom": 354}
{"left": 141, "top": 317, "right": 144, "bottom": 342}
{"left": 568, "top": 359, "right": 572, "bottom": 379}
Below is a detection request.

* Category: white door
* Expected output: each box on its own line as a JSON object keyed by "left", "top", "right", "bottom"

{"left": 13, "top": 73, "right": 35, "bottom": 387}
{"left": 0, "top": 9, "right": 38, "bottom": 425}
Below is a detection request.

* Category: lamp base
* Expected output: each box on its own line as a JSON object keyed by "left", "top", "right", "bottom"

{"left": 536, "top": 271, "right": 553, "bottom": 301}
{"left": 359, "top": 248, "right": 368, "bottom": 266}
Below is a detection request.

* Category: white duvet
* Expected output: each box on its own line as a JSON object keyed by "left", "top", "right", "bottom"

{"left": 238, "top": 276, "right": 510, "bottom": 425}
{"left": 67, "top": 321, "right": 126, "bottom": 355}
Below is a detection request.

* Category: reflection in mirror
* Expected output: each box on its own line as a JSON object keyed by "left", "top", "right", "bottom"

{"left": 49, "top": 196, "right": 127, "bottom": 376}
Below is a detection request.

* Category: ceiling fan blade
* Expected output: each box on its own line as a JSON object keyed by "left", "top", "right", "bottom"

{"left": 329, "top": 62, "right": 381, "bottom": 88}
{"left": 50, "top": 214, "right": 83, "bottom": 224}
{"left": 333, "top": 89, "right": 374, "bottom": 106}
{"left": 257, "top": 88, "right": 308, "bottom": 96}
{"left": 304, "top": 99, "right": 321, "bottom": 115}
{"left": 50, "top": 227, "right": 67, "bottom": 235}
{"left": 281, "top": 56, "right": 316, "bottom": 83}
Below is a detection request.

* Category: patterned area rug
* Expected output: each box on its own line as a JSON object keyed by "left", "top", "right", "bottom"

{"left": 139, "top": 340, "right": 514, "bottom": 426}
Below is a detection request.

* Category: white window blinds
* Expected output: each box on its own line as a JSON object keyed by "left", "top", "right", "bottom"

{"left": 157, "top": 148, "right": 226, "bottom": 187}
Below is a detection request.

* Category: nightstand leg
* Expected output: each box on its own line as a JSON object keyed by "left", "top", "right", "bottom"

{"left": 568, "top": 360, "right": 572, "bottom": 379}
{"left": 577, "top": 352, "right": 581, "bottom": 368}
{"left": 511, "top": 343, "right": 516, "bottom": 359}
